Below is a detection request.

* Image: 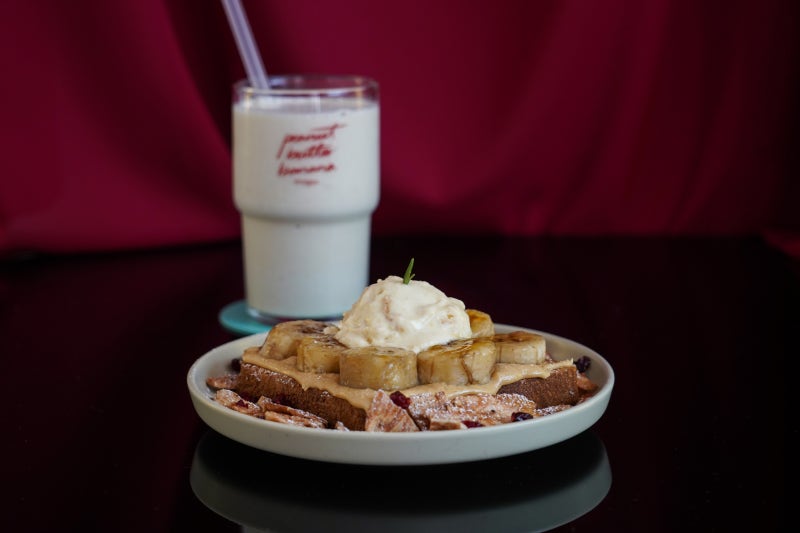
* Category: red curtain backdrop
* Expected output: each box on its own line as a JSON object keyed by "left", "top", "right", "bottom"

{"left": 1, "top": 0, "right": 798, "bottom": 256}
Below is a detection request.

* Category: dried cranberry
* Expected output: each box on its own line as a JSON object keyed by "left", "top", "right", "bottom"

{"left": 230, "top": 358, "right": 242, "bottom": 372}
{"left": 512, "top": 412, "right": 534, "bottom": 422}
{"left": 574, "top": 356, "right": 591, "bottom": 373}
{"left": 463, "top": 420, "right": 483, "bottom": 428}
{"left": 390, "top": 391, "right": 411, "bottom": 409}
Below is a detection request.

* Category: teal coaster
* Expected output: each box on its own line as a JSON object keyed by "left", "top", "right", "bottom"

{"left": 218, "top": 300, "right": 273, "bottom": 336}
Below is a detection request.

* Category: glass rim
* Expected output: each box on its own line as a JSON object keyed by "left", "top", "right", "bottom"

{"left": 234, "top": 75, "right": 378, "bottom": 97}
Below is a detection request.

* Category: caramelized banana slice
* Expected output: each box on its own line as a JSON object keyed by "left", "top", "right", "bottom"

{"left": 258, "top": 320, "right": 333, "bottom": 360}
{"left": 296, "top": 334, "right": 347, "bottom": 373}
{"left": 493, "top": 331, "right": 546, "bottom": 364}
{"left": 466, "top": 309, "right": 495, "bottom": 337}
{"left": 417, "top": 337, "right": 498, "bottom": 385}
{"left": 339, "top": 346, "right": 418, "bottom": 390}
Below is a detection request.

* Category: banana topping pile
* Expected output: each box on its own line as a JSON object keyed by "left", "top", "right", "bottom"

{"left": 254, "top": 312, "right": 549, "bottom": 391}
{"left": 252, "top": 272, "right": 541, "bottom": 390}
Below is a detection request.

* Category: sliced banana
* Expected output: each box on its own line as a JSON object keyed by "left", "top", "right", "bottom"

{"left": 493, "top": 331, "right": 546, "bottom": 364}
{"left": 296, "top": 334, "right": 347, "bottom": 373}
{"left": 466, "top": 309, "right": 495, "bottom": 337}
{"left": 339, "top": 346, "right": 418, "bottom": 390}
{"left": 417, "top": 337, "right": 498, "bottom": 385}
{"left": 258, "top": 320, "right": 333, "bottom": 360}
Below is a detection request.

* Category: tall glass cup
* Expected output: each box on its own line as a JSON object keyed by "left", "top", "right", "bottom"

{"left": 232, "top": 75, "right": 380, "bottom": 323}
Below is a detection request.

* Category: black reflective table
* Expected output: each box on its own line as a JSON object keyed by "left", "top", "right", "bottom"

{"left": 2, "top": 235, "right": 793, "bottom": 532}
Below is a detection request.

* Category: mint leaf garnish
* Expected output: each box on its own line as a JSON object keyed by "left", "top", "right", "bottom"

{"left": 403, "top": 258, "right": 415, "bottom": 284}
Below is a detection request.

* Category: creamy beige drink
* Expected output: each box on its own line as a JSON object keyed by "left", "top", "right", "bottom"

{"left": 232, "top": 76, "right": 379, "bottom": 321}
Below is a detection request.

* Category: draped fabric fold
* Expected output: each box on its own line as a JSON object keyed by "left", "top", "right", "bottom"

{"left": 1, "top": 0, "right": 798, "bottom": 256}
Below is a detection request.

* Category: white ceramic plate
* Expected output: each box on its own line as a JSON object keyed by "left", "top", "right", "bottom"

{"left": 187, "top": 325, "right": 614, "bottom": 465}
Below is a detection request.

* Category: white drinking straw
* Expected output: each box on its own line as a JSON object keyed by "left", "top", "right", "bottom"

{"left": 221, "top": 0, "right": 269, "bottom": 89}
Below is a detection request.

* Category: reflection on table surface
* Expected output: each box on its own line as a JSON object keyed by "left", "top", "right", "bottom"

{"left": 191, "top": 429, "right": 611, "bottom": 533}
{"left": 2, "top": 235, "right": 792, "bottom": 531}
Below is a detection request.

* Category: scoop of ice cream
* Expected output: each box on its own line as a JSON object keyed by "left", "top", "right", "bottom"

{"left": 334, "top": 275, "right": 472, "bottom": 353}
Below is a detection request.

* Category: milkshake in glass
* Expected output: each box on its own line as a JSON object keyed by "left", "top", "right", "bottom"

{"left": 232, "top": 75, "right": 379, "bottom": 322}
